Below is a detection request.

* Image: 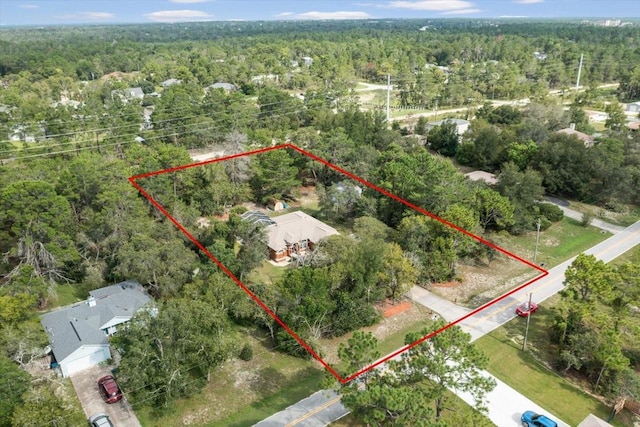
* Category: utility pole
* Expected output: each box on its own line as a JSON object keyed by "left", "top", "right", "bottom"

{"left": 434, "top": 96, "right": 439, "bottom": 121}
{"left": 533, "top": 217, "right": 541, "bottom": 264}
{"left": 522, "top": 292, "right": 533, "bottom": 351}
{"left": 386, "top": 74, "right": 391, "bottom": 122}
{"left": 576, "top": 53, "right": 584, "bottom": 89}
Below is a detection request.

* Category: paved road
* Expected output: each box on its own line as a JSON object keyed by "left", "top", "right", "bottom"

{"left": 259, "top": 220, "right": 640, "bottom": 426}
{"left": 453, "top": 219, "right": 640, "bottom": 342}
{"left": 255, "top": 390, "right": 348, "bottom": 427}
{"left": 545, "top": 196, "right": 626, "bottom": 234}
{"left": 386, "top": 82, "right": 619, "bottom": 123}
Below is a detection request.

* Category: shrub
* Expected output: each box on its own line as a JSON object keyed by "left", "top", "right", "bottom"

{"left": 581, "top": 212, "right": 593, "bottom": 227}
{"left": 239, "top": 344, "right": 253, "bottom": 361}
{"left": 538, "top": 202, "right": 564, "bottom": 223}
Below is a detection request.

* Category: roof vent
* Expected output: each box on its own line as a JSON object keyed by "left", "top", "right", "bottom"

{"left": 87, "top": 296, "right": 96, "bottom": 307}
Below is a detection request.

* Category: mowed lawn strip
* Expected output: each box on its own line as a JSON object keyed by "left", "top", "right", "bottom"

{"left": 209, "top": 368, "right": 324, "bottom": 427}
{"left": 491, "top": 217, "right": 609, "bottom": 268}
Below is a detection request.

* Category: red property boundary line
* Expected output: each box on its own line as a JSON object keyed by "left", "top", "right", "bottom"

{"left": 129, "top": 143, "right": 548, "bottom": 384}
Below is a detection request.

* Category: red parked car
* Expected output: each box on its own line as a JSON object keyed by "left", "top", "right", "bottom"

{"left": 98, "top": 375, "right": 122, "bottom": 404}
{"left": 516, "top": 301, "right": 539, "bottom": 317}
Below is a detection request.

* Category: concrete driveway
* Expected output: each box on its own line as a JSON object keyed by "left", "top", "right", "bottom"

{"left": 70, "top": 365, "right": 141, "bottom": 427}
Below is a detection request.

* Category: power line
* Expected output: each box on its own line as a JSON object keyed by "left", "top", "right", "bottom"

{"left": 0, "top": 103, "right": 310, "bottom": 161}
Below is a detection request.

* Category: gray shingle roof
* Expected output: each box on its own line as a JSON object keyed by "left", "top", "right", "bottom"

{"left": 209, "top": 82, "right": 237, "bottom": 91}
{"left": 41, "top": 280, "right": 150, "bottom": 362}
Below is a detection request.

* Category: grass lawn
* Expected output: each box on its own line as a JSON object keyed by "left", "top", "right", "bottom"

{"left": 491, "top": 217, "right": 610, "bottom": 269}
{"left": 475, "top": 302, "right": 636, "bottom": 427}
{"left": 50, "top": 283, "right": 84, "bottom": 308}
{"left": 210, "top": 368, "right": 324, "bottom": 427}
{"left": 136, "top": 328, "right": 324, "bottom": 427}
{"left": 246, "top": 259, "right": 288, "bottom": 285}
{"left": 610, "top": 244, "right": 640, "bottom": 266}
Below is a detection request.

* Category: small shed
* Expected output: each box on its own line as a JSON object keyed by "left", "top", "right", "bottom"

{"left": 267, "top": 199, "right": 286, "bottom": 212}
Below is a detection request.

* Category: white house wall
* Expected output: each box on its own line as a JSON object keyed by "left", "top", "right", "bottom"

{"left": 60, "top": 345, "right": 111, "bottom": 377}
{"left": 100, "top": 316, "right": 131, "bottom": 335}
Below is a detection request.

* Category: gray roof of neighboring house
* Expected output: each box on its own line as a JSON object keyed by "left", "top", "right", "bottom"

{"left": 266, "top": 211, "right": 339, "bottom": 251}
{"left": 124, "top": 87, "right": 144, "bottom": 98}
{"left": 41, "top": 280, "right": 150, "bottom": 362}
{"left": 209, "top": 82, "right": 237, "bottom": 91}
{"left": 428, "top": 118, "right": 470, "bottom": 127}
{"left": 161, "top": 78, "right": 182, "bottom": 87}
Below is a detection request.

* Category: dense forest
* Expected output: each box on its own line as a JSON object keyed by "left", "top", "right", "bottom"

{"left": 1, "top": 19, "right": 639, "bottom": 425}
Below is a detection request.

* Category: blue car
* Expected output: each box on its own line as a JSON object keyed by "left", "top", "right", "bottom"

{"left": 521, "top": 411, "right": 558, "bottom": 427}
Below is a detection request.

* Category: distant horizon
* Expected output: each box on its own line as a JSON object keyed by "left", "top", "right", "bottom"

{"left": 0, "top": 0, "right": 638, "bottom": 27}
{"left": 1, "top": 16, "right": 639, "bottom": 30}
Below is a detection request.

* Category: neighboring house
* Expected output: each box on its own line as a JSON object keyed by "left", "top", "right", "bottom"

{"left": 586, "top": 110, "right": 608, "bottom": 122}
{"left": 8, "top": 124, "right": 44, "bottom": 142}
{"left": 427, "top": 118, "right": 471, "bottom": 138}
{"left": 242, "top": 210, "right": 339, "bottom": 262}
{"left": 624, "top": 101, "right": 640, "bottom": 114}
{"left": 52, "top": 99, "right": 82, "bottom": 109}
{"left": 251, "top": 74, "right": 278, "bottom": 84}
{"left": 206, "top": 82, "right": 237, "bottom": 92}
{"left": 301, "top": 56, "right": 314, "bottom": 67}
{"left": 41, "top": 280, "right": 150, "bottom": 377}
{"left": 464, "top": 170, "right": 498, "bottom": 185}
{"left": 557, "top": 123, "right": 595, "bottom": 147}
{"left": 110, "top": 87, "right": 144, "bottom": 103}
{"left": 160, "top": 78, "right": 182, "bottom": 88}
{"left": 533, "top": 51, "right": 547, "bottom": 60}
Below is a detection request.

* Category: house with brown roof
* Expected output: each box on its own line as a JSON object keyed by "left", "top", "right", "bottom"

{"left": 557, "top": 123, "right": 595, "bottom": 147}
{"left": 242, "top": 210, "right": 339, "bottom": 262}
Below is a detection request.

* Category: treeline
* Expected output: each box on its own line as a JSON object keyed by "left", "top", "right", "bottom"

{"left": 1, "top": 19, "right": 640, "bottom": 421}
{"left": 426, "top": 102, "right": 640, "bottom": 208}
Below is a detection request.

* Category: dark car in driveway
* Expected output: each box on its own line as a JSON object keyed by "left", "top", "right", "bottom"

{"left": 516, "top": 301, "right": 539, "bottom": 317}
{"left": 521, "top": 410, "right": 558, "bottom": 427}
{"left": 89, "top": 413, "right": 114, "bottom": 427}
{"left": 98, "top": 375, "right": 122, "bottom": 404}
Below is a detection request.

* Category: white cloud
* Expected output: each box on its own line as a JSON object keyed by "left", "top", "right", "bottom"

{"left": 56, "top": 12, "right": 114, "bottom": 20}
{"left": 169, "top": 0, "right": 209, "bottom": 3}
{"left": 277, "top": 11, "right": 371, "bottom": 20}
{"left": 144, "top": 9, "right": 215, "bottom": 22}
{"left": 513, "top": 0, "right": 544, "bottom": 3}
{"left": 384, "top": 0, "right": 475, "bottom": 11}
{"left": 19, "top": 4, "right": 38, "bottom": 8}
{"left": 441, "top": 8, "right": 481, "bottom": 14}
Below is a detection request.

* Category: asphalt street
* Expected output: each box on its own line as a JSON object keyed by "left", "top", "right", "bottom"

{"left": 259, "top": 219, "right": 640, "bottom": 426}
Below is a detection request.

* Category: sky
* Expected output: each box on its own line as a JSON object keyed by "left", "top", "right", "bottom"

{"left": 0, "top": 0, "right": 638, "bottom": 27}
